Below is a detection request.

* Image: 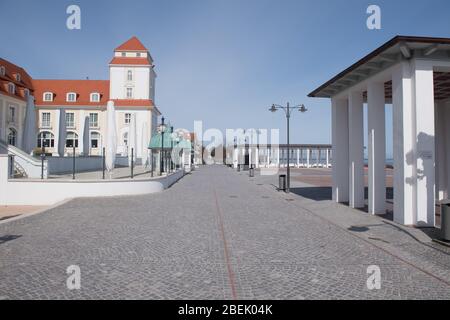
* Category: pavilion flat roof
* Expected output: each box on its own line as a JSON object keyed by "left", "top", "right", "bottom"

{"left": 308, "top": 36, "right": 450, "bottom": 99}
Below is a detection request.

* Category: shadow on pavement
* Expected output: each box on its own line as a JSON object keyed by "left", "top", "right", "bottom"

{"left": 0, "top": 235, "right": 22, "bottom": 245}
{"left": 290, "top": 187, "right": 332, "bottom": 201}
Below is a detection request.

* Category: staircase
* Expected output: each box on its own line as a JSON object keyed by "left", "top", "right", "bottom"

{"left": 12, "top": 161, "right": 27, "bottom": 178}
{"left": 0, "top": 139, "right": 47, "bottom": 179}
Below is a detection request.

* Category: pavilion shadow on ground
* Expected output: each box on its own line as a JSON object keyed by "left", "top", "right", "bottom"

{"left": 290, "top": 186, "right": 394, "bottom": 203}
{"left": 290, "top": 187, "right": 332, "bottom": 201}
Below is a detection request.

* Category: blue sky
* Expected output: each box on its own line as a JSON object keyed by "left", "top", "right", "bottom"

{"left": 2, "top": 0, "right": 450, "bottom": 157}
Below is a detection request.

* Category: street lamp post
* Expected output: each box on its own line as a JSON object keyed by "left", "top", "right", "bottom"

{"left": 269, "top": 103, "right": 307, "bottom": 193}
{"left": 170, "top": 126, "right": 174, "bottom": 172}
{"left": 158, "top": 117, "right": 166, "bottom": 174}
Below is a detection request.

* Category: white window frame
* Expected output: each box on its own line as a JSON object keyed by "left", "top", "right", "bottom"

{"left": 37, "top": 131, "right": 55, "bottom": 148}
{"left": 43, "top": 92, "right": 53, "bottom": 102}
{"left": 89, "top": 113, "right": 98, "bottom": 128}
{"left": 8, "top": 106, "right": 15, "bottom": 123}
{"left": 65, "top": 112, "right": 75, "bottom": 128}
{"left": 8, "top": 128, "right": 17, "bottom": 146}
{"left": 90, "top": 131, "right": 101, "bottom": 149}
{"left": 121, "top": 52, "right": 126, "bottom": 57}
{"left": 124, "top": 113, "right": 131, "bottom": 124}
{"left": 127, "top": 70, "right": 133, "bottom": 81}
{"left": 8, "top": 83, "right": 15, "bottom": 94}
{"left": 41, "top": 112, "right": 51, "bottom": 128}
{"left": 90, "top": 92, "right": 100, "bottom": 102}
{"left": 65, "top": 131, "right": 79, "bottom": 148}
{"left": 136, "top": 52, "right": 141, "bottom": 57}
{"left": 66, "top": 92, "right": 77, "bottom": 102}
{"left": 0, "top": 66, "right": 5, "bottom": 76}
{"left": 126, "top": 87, "right": 133, "bottom": 99}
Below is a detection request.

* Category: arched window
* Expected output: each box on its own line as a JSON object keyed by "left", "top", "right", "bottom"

{"left": 43, "top": 92, "right": 53, "bottom": 102}
{"left": 90, "top": 132, "right": 101, "bottom": 148}
{"left": 37, "top": 131, "right": 55, "bottom": 148}
{"left": 66, "top": 92, "right": 77, "bottom": 102}
{"left": 8, "top": 128, "right": 17, "bottom": 146}
{"left": 8, "top": 83, "right": 15, "bottom": 94}
{"left": 90, "top": 92, "right": 100, "bottom": 102}
{"left": 65, "top": 132, "right": 79, "bottom": 148}
{"left": 127, "top": 70, "right": 133, "bottom": 81}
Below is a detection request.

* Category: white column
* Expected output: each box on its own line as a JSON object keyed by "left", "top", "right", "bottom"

{"left": 332, "top": 98, "right": 350, "bottom": 203}
{"left": 392, "top": 61, "right": 416, "bottom": 226}
{"left": 181, "top": 151, "right": 185, "bottom": 167}
{"left": 300, "top": 149, "right": 303, "bottom": 167}
{"left": 306, "top": 148, "right": 310, "bottom": 168}
{"left": 367, "top": 82, "right": 386, "bottom": 214}
{"left": 277, "top": 148, "right": 280, "bottom": 168}
{"left": 326, "top": 149, "right": 330, "bottom": 168}
{"left": 256, "top": 147, "right": 259, "bottom": 168}
{"left": 297, "top": 148, "right": 300, "bottom": 168}
{"left": 414, "top": 60, "right": 435, "bottom": 227}
{"left": 317, "top": 149, "right": 321, "bottom": 168}
{"left": 348, "top": 91, "right": 365, "bottom": 208}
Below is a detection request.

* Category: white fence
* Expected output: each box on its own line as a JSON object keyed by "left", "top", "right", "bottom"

{"left": 47, "top": 156, "right": 128, "bottom": 175}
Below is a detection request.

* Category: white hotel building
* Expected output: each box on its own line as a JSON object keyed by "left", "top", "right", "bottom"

{"left": 1, "top": 36, "right": 160, "bottom": 162}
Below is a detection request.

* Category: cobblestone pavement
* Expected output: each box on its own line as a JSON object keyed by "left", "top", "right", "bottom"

{"left": 0, "top": 165, "right": 449, "bottom": 299}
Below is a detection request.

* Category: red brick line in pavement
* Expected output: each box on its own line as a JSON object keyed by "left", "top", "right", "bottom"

{"left": 213, "top": 187, "right": 238, "bottom": 300}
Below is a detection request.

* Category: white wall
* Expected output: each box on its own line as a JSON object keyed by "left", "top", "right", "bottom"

{"left": 0, "top": 155, "right": 184, "bottom": 206}
{"left": 109, "top": 66, "right": 151, "bottom": 100}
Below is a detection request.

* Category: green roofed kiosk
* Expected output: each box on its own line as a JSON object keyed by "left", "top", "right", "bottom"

{"left": 148, "top": 132, "right": 192, "bottom": 176}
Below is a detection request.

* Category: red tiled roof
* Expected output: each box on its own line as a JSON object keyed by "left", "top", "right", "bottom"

{"left": 0, "top": 58, "right": 34, "bottom": 102}
{"left": 115, "top": 36, "right": 148, "bottom": 52}
{"left": 109, "top": 57, "right": 151, "bottom": 66}
{"left": 33, "top": 79, "right": 110, "bottom": 106}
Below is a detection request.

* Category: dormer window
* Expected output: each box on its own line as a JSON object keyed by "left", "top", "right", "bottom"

{"left": 66, "top": 92, "right": 77, "bottom": 102}
{"left": 15, "top": 73, "right": 21, "bottom": 82}
{"left": 43, "top": 92, "right": 53, "bottom": 102}
{"left": 121, "top": 52, "right": 126, "bottom": 57}
{"left": 23, "top": 89, "right": 29, "bottom": 98}
{"left": 0, "top": 66, "right": 5, "bottom": 76}
{"left": 136, "top": 52, "right": 141, "bottom": 57}
{"left": 127, "top": 70, "right": 133, "bottom": 81}
{"left": 8, "top": 83, "right": 15, "bottom": 94}
{"left": 90, "top": 92, "right": 100, "bottom": 102}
